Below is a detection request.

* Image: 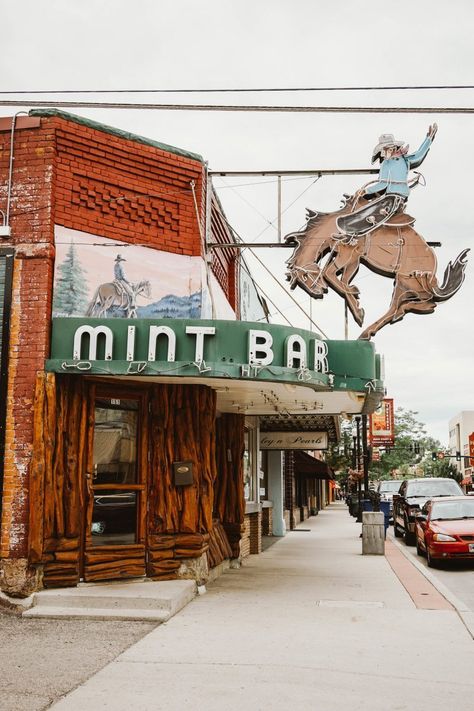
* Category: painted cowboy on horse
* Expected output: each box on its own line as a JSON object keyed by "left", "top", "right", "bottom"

{"left": 86, "top": 254, "right": 151, "bottom": 318}
{"left": 285, "top": 125, "right": 468, "bottom": 339}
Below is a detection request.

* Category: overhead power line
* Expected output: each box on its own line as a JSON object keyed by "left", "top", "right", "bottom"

{"left": 1, "top": 84, "right": 474, "bottom": 94}
{"left": 0, "top": 100, "right": 472, "bottom": 113}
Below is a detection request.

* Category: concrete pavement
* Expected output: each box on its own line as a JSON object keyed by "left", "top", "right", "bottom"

{"left": 50, "top": 503, "right": 473, "bottom": 711}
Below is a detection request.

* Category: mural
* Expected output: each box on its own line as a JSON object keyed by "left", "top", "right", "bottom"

{"left": 53, "top": 227, "right": 206, "bottom": 320}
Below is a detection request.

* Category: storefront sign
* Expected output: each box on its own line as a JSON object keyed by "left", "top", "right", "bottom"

{"left": 260, "top": 431, "right": 328, "bottom": 450}
{"left": 46, "top": 318, "right": 384, "bottom": 406}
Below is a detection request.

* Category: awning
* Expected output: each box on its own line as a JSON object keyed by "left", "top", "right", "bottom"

{"left": 46, "top": 318, "right": 385, "bottom": 418}
{"left": 294, "top": 451, "right": 334, "bottom": 480}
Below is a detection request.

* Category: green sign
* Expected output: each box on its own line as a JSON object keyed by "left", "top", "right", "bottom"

{"left": 46, "top": 318, "right": 384, "bottom": 399}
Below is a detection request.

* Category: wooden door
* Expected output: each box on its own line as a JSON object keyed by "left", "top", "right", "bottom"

{"left": 82, "top": 386, "right": 148, "bottom": 582}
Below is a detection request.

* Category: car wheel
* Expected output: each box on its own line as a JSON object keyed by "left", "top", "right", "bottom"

{"left": 416, "top": 535, "right": 425, "bottom": 557}
{"left": 404, "top": 518, "right": 415, "bottom": 545}
{"left": 426, "top": 547, "right": 438, "bottom": 568}
{"left": 393, "top": 520, "right": 402, "bottom": 538}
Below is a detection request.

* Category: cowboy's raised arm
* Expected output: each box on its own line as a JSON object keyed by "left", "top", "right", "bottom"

{"left": 407, "top": 124, "right": 437, "bottom": 169}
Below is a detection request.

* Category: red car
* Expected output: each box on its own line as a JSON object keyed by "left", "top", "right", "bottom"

{"left": 415, "top": 496, "right": 474, "bottom": 567}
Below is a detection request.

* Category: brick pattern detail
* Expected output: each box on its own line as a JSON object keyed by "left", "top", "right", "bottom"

{"left": 240, "top": 516, "right": 251, "bottom": 558}
{"left": 248, "top": 511, "right": 262, "bottom": 554}
{"left": 72, "top": 177, "right": 180, "bottom": 235}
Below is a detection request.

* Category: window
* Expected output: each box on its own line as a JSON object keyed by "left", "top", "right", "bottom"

{"left": 243, "top": 419, "right": 259, "bottom": 502}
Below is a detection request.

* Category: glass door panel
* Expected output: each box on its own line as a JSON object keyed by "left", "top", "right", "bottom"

{"left": 91, "top": 398, "right": 139, "bottom": 546}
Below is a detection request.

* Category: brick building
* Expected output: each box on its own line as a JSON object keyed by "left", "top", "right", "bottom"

{"left": 0, "top": 110, "right": 384, "bottom": 597}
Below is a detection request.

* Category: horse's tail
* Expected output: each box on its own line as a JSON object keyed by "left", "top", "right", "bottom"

{"left": 431, "top": 249, "right": 469, "bottom": 301}
{"left": 86, "top": 287, "right": 100, "bottom": 315}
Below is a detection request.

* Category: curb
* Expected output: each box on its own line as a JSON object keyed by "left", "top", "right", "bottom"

{"left": 0, "top": 590, "right": 35, "bottom": 616}
{"left": 387, "top": 531, "right": 474, "bottom": 640}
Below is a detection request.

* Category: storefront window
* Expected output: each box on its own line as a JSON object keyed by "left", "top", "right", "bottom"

{"left": 243, "top": 429, "right": 253, "bottom": 501}
{"left": 244, "top": 421, "right": 260, "bottom": 503}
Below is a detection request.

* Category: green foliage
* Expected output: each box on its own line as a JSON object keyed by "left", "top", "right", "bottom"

{"left": 328, "top": 409, "right": 456, "bottom": 485}
{"left": 53, "top": 243, "right": 89, "bottom": 316}
{"left": 370, "top": 407, "right": 455, "bottom": 480}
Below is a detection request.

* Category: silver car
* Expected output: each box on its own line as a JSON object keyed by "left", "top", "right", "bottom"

{"left": 376, "top": 479, "right": 403, "bottom": 520}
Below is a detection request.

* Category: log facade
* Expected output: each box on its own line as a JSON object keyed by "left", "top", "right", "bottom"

{"left": 27, "top": 373, "right": 245, "bottom": 590}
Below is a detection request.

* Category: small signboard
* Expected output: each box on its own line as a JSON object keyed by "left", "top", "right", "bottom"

{"left": 469, "top": 433, "right": 474, "bottom": 467}
{"left": 369, "top": 398, "right": 395, "bottom": 446}
{"left": 260, "top": 431, "right": 328, "bottom": 450}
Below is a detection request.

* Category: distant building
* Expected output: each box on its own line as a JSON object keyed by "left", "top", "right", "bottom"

{"left": 448, "top": 411, "right": 474, "bottom": 490}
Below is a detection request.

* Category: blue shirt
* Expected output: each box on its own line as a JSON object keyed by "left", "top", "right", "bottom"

{"left": 365, "top": 137, "right": 432, "bottom": 198}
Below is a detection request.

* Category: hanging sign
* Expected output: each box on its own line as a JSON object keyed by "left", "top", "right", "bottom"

{"left": 369, "top": 398, "right": 395, "bottom": 446}
{"left": 260, "top": 431, "right": 328, "bottom": 450}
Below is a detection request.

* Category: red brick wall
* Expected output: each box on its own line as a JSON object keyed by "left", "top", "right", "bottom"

{"left": 249, "top": 511, "right": 262, "bottom": 554}
{"left": 0, "top": 117, "right": 55, "bottom": 558}
{"left": 0, "top": 112, "right": 236, "bottom": 561}
{"left": 240, "top": 516, "right": 251, "bottom": 558}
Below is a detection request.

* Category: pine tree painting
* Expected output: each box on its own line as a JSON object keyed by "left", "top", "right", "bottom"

{"left": 53, "top": 242, "right": 90, "bottom": 316}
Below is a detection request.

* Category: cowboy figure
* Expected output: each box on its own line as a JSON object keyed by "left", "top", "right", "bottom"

{"left": 113, "top": 254, "right": 134, "bottom": 306}
{"left": 364, "top": 123, "right": 438, "bottom": 200}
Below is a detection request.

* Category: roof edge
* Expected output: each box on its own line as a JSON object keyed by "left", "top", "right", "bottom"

{"left": 29, "top": 108, "right": 204, "bottom": 164}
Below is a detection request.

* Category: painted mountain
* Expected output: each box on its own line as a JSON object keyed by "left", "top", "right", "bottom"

{"left": 136, "top": 291, "right": 202, "bottom": 319}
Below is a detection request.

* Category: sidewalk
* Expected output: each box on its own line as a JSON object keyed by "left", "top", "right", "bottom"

{"left": 51, "top": 503, "right": 474, "bottom": 711}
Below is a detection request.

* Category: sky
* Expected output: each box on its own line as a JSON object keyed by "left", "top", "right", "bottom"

{"left": 2, "top": 0, "right": 474, "bottom": 445}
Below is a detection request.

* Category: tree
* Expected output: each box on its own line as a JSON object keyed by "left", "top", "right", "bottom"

{"left": 53, "top": 243, "right": 89, "bottom": 316}
{"left": 370, "top": 407, "right": 456, "bottom": 480}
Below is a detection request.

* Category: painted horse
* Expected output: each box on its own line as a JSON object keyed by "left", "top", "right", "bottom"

{"left": 285, "top": 190, "right": 469, "bottom": 339}
{"left": 86, "top": 280, "right": 151, "bottom": 318}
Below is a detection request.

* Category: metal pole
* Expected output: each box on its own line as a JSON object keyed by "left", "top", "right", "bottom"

{"left": 344, "top": 302, "right": 348, "bottom": 340}
{"left": 356, "top": 416, "right": 363, "bottom": 522}
{"left": 362, "top": 413, "right": 369, "bottom": 493}
{"left": 277, "top": 175, "right": 282, "bottom": 243}
{"left": 204, "top": 169, "right": 216, "bottom": 318}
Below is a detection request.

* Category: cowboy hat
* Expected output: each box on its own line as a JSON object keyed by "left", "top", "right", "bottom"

{"left": 371, "top": 133, "right": 406, "bottom": 163}
{"left": 115, "top": 254, "right": 126, "bottom": 262}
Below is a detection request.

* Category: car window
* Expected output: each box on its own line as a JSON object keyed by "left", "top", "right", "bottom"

{"left": 431, "top": 499, "right": 474, "bottom": 520}
{"left": 378, "top": 481, "right": 402, "bottom": 493}
{"left": 406, "top": 480, "right": 462, "bottom": 497}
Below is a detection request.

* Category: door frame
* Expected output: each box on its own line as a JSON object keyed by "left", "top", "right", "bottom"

{"left": 80, "top": 381, "right": 149, "bottom": 581}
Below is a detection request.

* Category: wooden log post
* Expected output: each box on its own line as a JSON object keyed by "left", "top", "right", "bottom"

{"left": 147, "top": 384, "right": 218, "bottom": 580}
{"left": 28, "top": 374, "right": 86, "bottom": 588}
{"left": 214, "top": 414, "right": 246, "bottom": 560}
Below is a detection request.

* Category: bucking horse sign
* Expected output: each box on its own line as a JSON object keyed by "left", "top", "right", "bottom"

{"left": 285, "top": 125, "right": 469, "bottom": 340}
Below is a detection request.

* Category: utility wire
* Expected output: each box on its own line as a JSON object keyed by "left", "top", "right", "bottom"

{"left": 214, "top": 211, "right": 328, "bottom": 337}
{"left": 0, "top": 100, "right": 473, "bottom": 113}
{"left": 2, "top": 84, "right": 474, "bottom": 94}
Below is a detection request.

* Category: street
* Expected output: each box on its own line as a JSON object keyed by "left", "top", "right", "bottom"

{"left": 2, "top": 503, "right": 473, "bottom": 711}
{"left": 388, "top": 526, "right": 474, "bottom": 611}
{"left": 0, "top": 617, "right": 157, "bottom": 711}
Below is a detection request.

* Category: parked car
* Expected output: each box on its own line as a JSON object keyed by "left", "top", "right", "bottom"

{"left": 393, "top": 477, "right": 463, "bottom": 545}
{"left": 415, "top": 496, "right": 474, "bottom": 567}
{"left": 376, "top": 479, "right": 403, "bottom": 521}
